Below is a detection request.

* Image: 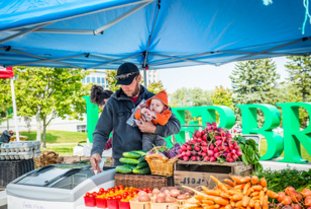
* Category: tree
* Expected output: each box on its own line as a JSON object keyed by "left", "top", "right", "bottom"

{"left": 211, "top": 86, "right": 234, "bottom": 109}
{"left": 170, "top": 88, "right": 212, "bottom": 107}
{"left": 285, "top": 55, "right": 311, "bottom": 101}
{"left": 105, "top": 70, "right": 118, "bottom": 92}
{"left": 230, "top": 59, "right": 279, "bottom": 105}
{"left": 14, "top": 67, "right": 89, "bottom": 147}
{"left": 0, "top": 78, "right": 12, "bottom": 125}
{"left": 147, "top": 81, "right": 164, "bottom": 94}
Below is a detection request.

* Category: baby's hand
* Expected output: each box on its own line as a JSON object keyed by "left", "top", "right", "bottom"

{"left": 141, "top": 107, "right": 147, "bottom": 115}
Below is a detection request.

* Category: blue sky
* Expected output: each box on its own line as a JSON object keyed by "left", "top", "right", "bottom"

{"left": 158, "top": 57, "right": 288, "bottom": 93}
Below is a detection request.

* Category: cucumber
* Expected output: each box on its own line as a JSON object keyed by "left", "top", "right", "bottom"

{"left": 132, "top": 167, "right": 150, "bottom": 175}
{"left": 138, "top": 156, "right": 146, "bottom": 163}
{"left": 123, "top": 164, "right": 136, "bottom": 170}
{"left": 132, "top": 150, "right": 146, "bottom": 156}
{"left": 115, "top": 165, "right": 132, "bottom": 174}
{"left": 122, "top": 151, "right": 141, "bottom": 159}
{"left": 135, "top": 161, "right": 148, "bottom": 169}
{"left": 119, "top": 157, "right": 139, "bottom": 165}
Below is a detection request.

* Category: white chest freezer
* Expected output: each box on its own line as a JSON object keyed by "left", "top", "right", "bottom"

{"left": 6, "top": 164, "right": 115, "bottom": 209}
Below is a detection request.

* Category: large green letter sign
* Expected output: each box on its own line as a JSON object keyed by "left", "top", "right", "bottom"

{"left": 83, "top": 96, "right": 99, "bottom": 143}
{"left": 277, "top": 102, "right": 311, "bottom": 163}
{"left": 237, "top": 104, "right": 283, "bottom": 160}
{"left": 205, "top": 106, "right": 236, "bottom": 129}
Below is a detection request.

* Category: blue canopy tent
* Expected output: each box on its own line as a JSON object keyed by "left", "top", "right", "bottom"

{"left": 0, "top": 0, "right": 311, "bottom": 72}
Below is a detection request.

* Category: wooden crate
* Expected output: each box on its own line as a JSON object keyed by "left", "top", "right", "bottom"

{"left": 174, "top": 160, "right": 252, "bottom": 188}
{"left": 115, "top": 173, "right": 174, "bottom": 189}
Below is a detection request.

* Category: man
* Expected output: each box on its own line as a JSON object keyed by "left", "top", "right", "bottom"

{"left": 90, "top": 62, "right": 181, "bottom": 173}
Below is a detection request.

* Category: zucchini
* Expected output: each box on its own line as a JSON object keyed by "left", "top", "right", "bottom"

{"left": 135, "top": 161, "right": 148, "bottom": 169}
{"left": 122, "top": 151, "right": 141, "bottom": 159}
{"left": 115, "top": 165, "right": 132, "bottom": 174}
{"left": 132, "top": 167, "right": 150, "bottom": 175}
{"left": 119, "top": 157, "right": 139, "bottom": 165}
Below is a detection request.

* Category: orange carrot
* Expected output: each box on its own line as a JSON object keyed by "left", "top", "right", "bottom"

{"left": 252, "top": 185, "right": 263, "bottom": 191}
{"left": 235, "top": 200, "right": 243, "bottom": 208}
{"left": 259, "top": 191, "right": 265, "bottom": 205}
{"left": 266, "top": 190, "right": 278, "bottom": 199}
{"left": 250, "top": 176, "right": 259, "bottom": 185}
{"left": 202, "top": 199, "right": 214, "bottom": 205}
{"left": 224, "top": 179, "right": 235, "bottom": 187}
{"left": 280, "top": 195, "right": 292, "bottom": 205}
{"left": 210, "top": 176, "right": 228, "bottom": 192}
{"left": 240, "top": 176, "right": 251, "bottom": 184}
{"left": 250, "top": 191, "right": 259, "bottom": 197}
{"left": 260, "top": 178, "right": 267, "bottom": 187}
{"left": 231, "top": 193, "right": 243, "bottom": 201}
{"left": 224, "top": 205, "right": 232, "bottom": 209}
{"left": 243, "top": 182, "right": 251, "bottom": 195}
{"left": 242, "top": 196, "right": 250, "bottom": 207}
{"left": 301, "top": 188, "right": 311, "bottom": 197}
{"left": 202, "top": 186, "right": 220, "bottom": 196}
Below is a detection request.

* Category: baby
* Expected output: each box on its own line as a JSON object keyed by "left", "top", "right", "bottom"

{"left": 135, "top": 90, "right": 172, "bottom": 151}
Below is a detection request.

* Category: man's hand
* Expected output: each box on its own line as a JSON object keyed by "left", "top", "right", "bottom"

{"left": 137, "top": 120, "right": 156, "bottom": 133}
{"left": 90, "top": 153, "right": 102, "bottom": 174}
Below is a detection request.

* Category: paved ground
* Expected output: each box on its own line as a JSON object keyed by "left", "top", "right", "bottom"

{"left": 0, "top": 191, "right": 6, "bottom": 209}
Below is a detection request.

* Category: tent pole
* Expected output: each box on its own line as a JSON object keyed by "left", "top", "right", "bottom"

{"left": 10, "top": 78, "right": 20, "bottom": 141}
{"left": 143, "top": 67, "right": 147, "bottom": 87}
{"left": 6, "top": 110, "right": 9, "bottom": 130}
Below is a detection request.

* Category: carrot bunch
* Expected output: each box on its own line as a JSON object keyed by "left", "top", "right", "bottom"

{"left": 181, "top": 175, "right": 279, "bottom": 209}
{"left": 271, "top": 187, "right": 311, "bottom": 209}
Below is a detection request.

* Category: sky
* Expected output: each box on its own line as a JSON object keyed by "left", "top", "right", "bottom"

{"left": 157, "top": 57, "right": 289, "bottom": 94}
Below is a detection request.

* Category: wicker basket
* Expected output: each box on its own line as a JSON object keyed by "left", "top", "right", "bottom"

{"left": 115, "top": 173, "right": 173, "bottom": 189}
{"left": 145, "top": 154, "right": 178, "bottom": 177}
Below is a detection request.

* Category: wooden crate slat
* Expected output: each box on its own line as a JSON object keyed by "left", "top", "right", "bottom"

{"left": 174, "top": 160, "right": 253, "bottom": 188}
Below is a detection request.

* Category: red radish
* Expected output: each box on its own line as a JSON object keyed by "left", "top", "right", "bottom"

{"left": 210, "top": 157, "right": 216, "bottom": 162}
{"left": 207, "top": 150, "right": 214, "bottom": 156}
{"left": 203, "top": 156, "right": 210, "bottom": 161}
{"left": 194, "top": 146, "right": 200, "bottom": 152}
{"left": 183, "top": 156, "right": 189, "bottom": 161}
{"left": 194, "top": 131, "right": 201, "bottom": 138}
{"left": 191, "top": 156, "right": 197, "bottom": 161}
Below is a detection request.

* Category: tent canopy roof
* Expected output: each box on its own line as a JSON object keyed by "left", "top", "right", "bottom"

{"left": 0, "top": 0, "right": 311, "bottom": 70}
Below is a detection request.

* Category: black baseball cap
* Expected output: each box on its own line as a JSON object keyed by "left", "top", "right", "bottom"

{"left": 115, "top": 62, "right": 140, "bottom": 85}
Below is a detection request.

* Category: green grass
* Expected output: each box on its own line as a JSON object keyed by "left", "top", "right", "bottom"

{"left": 21, "top": 130, "right": 87, "bottom": 143}
{"left": 260, "top": 138, "right": 311, "bottom": 162}
{"left": 21, "top": 130, "right": 87, "bottom": 156}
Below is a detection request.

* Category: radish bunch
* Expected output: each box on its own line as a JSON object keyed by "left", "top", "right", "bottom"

{"left": 178, "top": 123, "right": 242, "bottom": 162}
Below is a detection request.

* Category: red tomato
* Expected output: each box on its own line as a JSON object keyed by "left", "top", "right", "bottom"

{"left": 85, "top": 192, "right": 91, "bottom": 197}
{"left": 99, "top": 188, "right": 105, "bottom": 193}
{"left": 118, "top": 185, "right": 124, "bottom": 190}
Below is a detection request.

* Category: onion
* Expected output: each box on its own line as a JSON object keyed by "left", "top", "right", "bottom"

{"left": 152, "top": 188, "right": 160, "bottom": 195}
{"left": 169, "top": 189, "right": 180, "bottom": 197}
{"left": 138, "top": 193, "right": 151, "bottom": 202}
